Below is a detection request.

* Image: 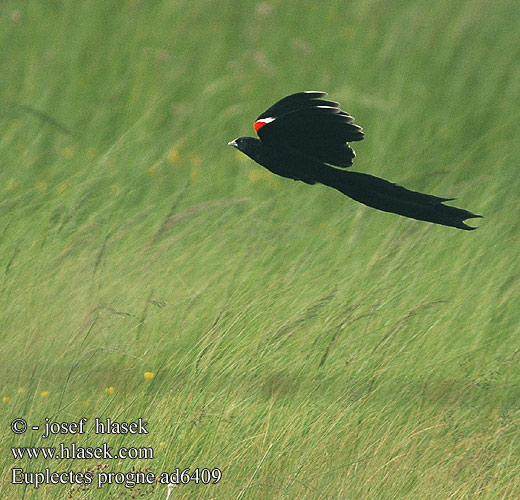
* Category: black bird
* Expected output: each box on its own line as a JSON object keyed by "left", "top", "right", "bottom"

{"left": 228, "top": 91, "right": 481, "bottom": 230}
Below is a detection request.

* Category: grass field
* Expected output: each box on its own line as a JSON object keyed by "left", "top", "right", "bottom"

{"left": 1, "top": 0, "right": 519, "bottom": 498}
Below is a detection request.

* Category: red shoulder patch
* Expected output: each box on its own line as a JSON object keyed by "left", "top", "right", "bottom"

{"left": 254, "top": 117, "right": 275, "bottom": 133}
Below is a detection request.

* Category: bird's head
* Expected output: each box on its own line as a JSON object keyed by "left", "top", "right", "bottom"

{"left": 228, "top": 136, "right": 261, "bottom": 162}
{"left": 227, "top": 137, "right": 255, "bottom": 150}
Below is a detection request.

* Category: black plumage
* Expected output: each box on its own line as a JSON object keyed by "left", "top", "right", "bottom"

{"left": 229, "top": 91, "right": 481, "bottom": 230}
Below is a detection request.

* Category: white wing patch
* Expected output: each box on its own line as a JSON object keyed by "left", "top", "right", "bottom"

{"left": 254, "top": 117, "right": 275, "bottom": 133}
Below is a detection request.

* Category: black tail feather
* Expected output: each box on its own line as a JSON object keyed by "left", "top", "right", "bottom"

{"left": 316, "top": 167, "right": 481, "bottom": 230}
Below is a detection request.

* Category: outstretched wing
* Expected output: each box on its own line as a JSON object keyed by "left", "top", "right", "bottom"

{"left": 254, "top": 91, "right": 364, "bottom": 167}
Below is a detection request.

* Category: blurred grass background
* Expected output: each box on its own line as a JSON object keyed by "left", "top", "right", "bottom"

{"left": 1, "top": 0, "right": 519, "bottom": 498}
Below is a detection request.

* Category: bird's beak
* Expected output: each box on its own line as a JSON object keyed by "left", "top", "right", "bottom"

{"left": 228, "top": 139, "right": 238, "bottom": 147}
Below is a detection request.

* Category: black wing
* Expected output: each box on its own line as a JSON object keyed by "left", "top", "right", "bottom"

{"left": 255, "top": 91, "right": 364, "bottom": 167}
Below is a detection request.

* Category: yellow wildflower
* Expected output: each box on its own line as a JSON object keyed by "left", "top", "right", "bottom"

{"left": 190, "top": 154, "right": 202, "bottom": 168}
{"left": 55, "top": 183, "right": 67, "bottom": 195}
{"left": 190, "top": 166, "right": 199, "bottom": 184}
{"left": 61, "top": 146, "right": 74, "bottom": 158}
{"left": 167, "top": 148, "right": 180, "bottom": 164}
{"left": 36, "top": 180, "right": 48, "bottom": 193}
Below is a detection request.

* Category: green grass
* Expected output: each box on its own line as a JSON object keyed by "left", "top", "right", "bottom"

{"left": 1, "top": 0, "right": 519, "bottom": 498}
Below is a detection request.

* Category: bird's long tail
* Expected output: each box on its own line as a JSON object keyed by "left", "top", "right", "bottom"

{"left": 315, "top": 167, "right": 481, "bottom": 230}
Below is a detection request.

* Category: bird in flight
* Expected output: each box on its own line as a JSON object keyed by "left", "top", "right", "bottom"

{"left": 228, "top": 91, "right": 481, "bottom": 230}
